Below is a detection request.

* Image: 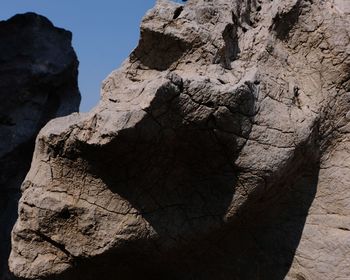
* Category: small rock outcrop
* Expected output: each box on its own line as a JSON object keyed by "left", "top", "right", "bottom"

{"left": 10, "top": 1, "right": 350, "bottom": 279}
{"left": 0, "top": 13, "right": 80, "bottom": 280}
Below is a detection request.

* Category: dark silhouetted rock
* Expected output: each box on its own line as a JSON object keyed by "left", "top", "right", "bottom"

{"left": 0, "top": 12, "right": 80, "bottom": 280}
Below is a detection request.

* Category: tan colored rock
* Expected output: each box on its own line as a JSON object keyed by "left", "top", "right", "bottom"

{"left": 9, "top": 0, "right": 350, "bottom": 279}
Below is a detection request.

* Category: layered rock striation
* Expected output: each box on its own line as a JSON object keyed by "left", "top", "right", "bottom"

{"left": 10, "top": 1, "right": 350, "bottom": 279}
{"left": 0, "top": 13, "right": 80, "bottom": 280}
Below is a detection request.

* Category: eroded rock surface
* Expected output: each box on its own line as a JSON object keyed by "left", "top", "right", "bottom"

{"left": 0, "top": 13, "right": 80, "bottom": 280}
{"left": 10, "top": 1, "right": 350, "bottom": 279}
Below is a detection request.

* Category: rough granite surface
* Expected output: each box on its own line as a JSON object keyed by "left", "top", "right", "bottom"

{"left": 0, "top": 13, "right": 80, "bottom": 280}
{"left": 9, "top": 0, "right": 350, "bottom": 279}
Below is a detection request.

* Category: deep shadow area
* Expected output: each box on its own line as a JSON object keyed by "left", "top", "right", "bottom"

{"left": 214, "top": 23, "right": 240, "bottom": 69}
{"left": 271, "top": 0, "right": 302, "bottom": 40}
{"left": 131, "top": 29, "right": 190, "bottom": 71}
{"left": 0, "top": 141, "right": 34, "bottom": 280}
{"left": 172, "top": 153, "right": 320, "bottom": 280}
{"left": 57, "top": 140, "right": 319, "bottom": 280}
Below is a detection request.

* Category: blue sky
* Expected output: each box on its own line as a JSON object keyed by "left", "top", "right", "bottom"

{"left": 0, "top": 0, "right": 183, "bottom": 112}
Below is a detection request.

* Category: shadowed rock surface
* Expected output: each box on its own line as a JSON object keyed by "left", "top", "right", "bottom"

{"left": 0, "top": 13, "right": 80, "bottom": 280}
{"left": 9, "top": 1, "right": 350, "bottom": 279}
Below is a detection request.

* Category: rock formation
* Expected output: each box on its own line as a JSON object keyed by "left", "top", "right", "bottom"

{"left": 9, "top": 0, "right": 350, "bottom": 279}
{"left": 0, "top": 13, "right": 80, "bottom": 280}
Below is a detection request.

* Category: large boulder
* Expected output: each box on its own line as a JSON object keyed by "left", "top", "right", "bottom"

{"left": 9, "top": 1, "right": 350, "bottom": 279}
{"left": 0, "top": 13, "right": 80, "bottom": 280}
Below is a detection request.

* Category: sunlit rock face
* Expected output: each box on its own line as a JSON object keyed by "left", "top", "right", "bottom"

{"left": 0, "top": 13, "right": 80, "bottom": 280}
{"left": 9, "top": 1, "right": 350, "bottom": 279}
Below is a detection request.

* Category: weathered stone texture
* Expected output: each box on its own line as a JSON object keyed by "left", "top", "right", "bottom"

{"left": 0, "top": 13, "right": 80, "bottom": 280}
{"left": 9, "top": 1, "right": 350, "bottom": 279}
